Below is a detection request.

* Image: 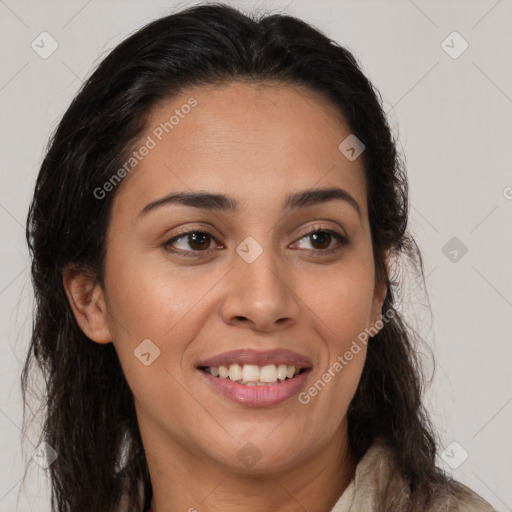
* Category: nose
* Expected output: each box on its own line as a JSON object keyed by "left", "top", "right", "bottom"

{"left": 220, "top": 248, "right": 300, "bottom": 333}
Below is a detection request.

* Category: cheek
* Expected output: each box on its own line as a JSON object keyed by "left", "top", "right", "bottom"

{"left": 103, "top": 259, "right": 200, "bottom": 428}
{"left": 104, "top": 237, "right": 195, "bottom": 337}
{"left": 102, "top": 244, "right": 186, "bottom": 370}
{"left": 103, "top": 243, "right": 227, "bottom": 386}
{"left": 294, "top": 252, "right": 374, "bottom": 411}
{"left": 303, "top": 256, "right": 376, "bottom": 347}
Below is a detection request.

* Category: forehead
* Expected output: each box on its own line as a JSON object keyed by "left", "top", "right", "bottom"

{"left": 111, "top": 81, "right": 367, "bottom": 219}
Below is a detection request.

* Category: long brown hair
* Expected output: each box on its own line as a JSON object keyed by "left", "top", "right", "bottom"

{"left": 22, "top": 3, "right": 454, "bottom": 511}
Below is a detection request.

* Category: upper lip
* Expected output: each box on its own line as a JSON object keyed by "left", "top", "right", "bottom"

{"left": 196, "top": 348, "right": 313, "bottom": 369}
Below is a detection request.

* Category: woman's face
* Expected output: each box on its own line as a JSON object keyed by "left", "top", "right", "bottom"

{"left": 73, "top": 82, "right": 386, "bottom": 475}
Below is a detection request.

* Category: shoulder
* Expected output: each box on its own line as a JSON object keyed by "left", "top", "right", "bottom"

{"left": 350, "top": 439, "right": 497, "bottom": 512}
{"left": 435, "top": 479, "right": 497, "bottom": 512}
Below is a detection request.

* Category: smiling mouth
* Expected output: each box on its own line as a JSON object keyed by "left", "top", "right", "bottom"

{"left": 198, "top": 363, "right": 309, "bottom": 386}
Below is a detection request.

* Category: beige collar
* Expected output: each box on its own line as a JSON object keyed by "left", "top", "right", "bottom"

{"left": 330, "top": 439, "right": 495, "bottom": 512}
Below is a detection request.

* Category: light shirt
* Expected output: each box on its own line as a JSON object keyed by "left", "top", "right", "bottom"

{"left": 330, "top": 438, "right": 496, "bottom": 512}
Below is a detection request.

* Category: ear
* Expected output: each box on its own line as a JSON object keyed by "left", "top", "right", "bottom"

{"left": 62, "top": 266, "right": 112, "bottom": 344}
{"left": 369, "top": 249, "right": 391, "bottom": 332}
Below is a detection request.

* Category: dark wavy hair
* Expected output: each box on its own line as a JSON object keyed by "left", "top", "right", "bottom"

{"left": 22, "top": 3, "right": 455, "bottom": 511}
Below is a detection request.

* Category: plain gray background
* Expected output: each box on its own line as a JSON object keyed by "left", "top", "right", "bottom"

{"left": 0, "top": 1, "right": 510, "bottom": 511}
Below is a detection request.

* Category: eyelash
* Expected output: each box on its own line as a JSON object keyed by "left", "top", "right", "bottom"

{"left": 162, "top": 226, "right": 349, "bottom": 258}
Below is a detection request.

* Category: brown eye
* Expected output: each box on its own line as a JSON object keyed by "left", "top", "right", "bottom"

{"left": 294, "top": 229, "right": 348, "bottom": 253}
{"left": 165, "top": 231, "right": 215, "bottom": 253}
{"left": 186, "top": 232, "right": 211, "bottom": 250}
{"left": 309, "top": 231, "right": 332, "bottom": 250}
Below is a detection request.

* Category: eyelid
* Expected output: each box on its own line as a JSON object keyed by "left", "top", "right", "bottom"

{"left": 294, "top": 222, "right": 348, "bottom": 242}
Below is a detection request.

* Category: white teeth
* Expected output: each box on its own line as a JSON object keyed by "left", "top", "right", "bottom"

{"left": 228, "top": 364, "right": 243, "bottom": 381}
{"left": 260, "top": 364, "right": 277, "bottom": 382}
{"left": 242, "top": 364, "right": 260, "bottom": 382}
{"left": 276, "top": 364, "right": 288, "bottom": 380}
{"left": 203, "top": 363, "right": 302, "bottom": 384}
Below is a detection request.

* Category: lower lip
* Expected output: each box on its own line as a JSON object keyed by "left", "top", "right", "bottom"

{"left": 198, "top": 369, "right": 311, "bottom": 407}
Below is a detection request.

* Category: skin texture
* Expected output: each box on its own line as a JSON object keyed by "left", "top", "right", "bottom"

{"left": 63, "top": 82, "right": 387, "bottom": 512}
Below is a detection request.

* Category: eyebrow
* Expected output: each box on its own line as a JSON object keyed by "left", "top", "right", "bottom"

{"left": 138, "top": 186, "right": 361, "bottom": 219}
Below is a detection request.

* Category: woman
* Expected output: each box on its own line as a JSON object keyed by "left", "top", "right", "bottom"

{"left": 22, "top": 3, "right": 495, "bottom": 511}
